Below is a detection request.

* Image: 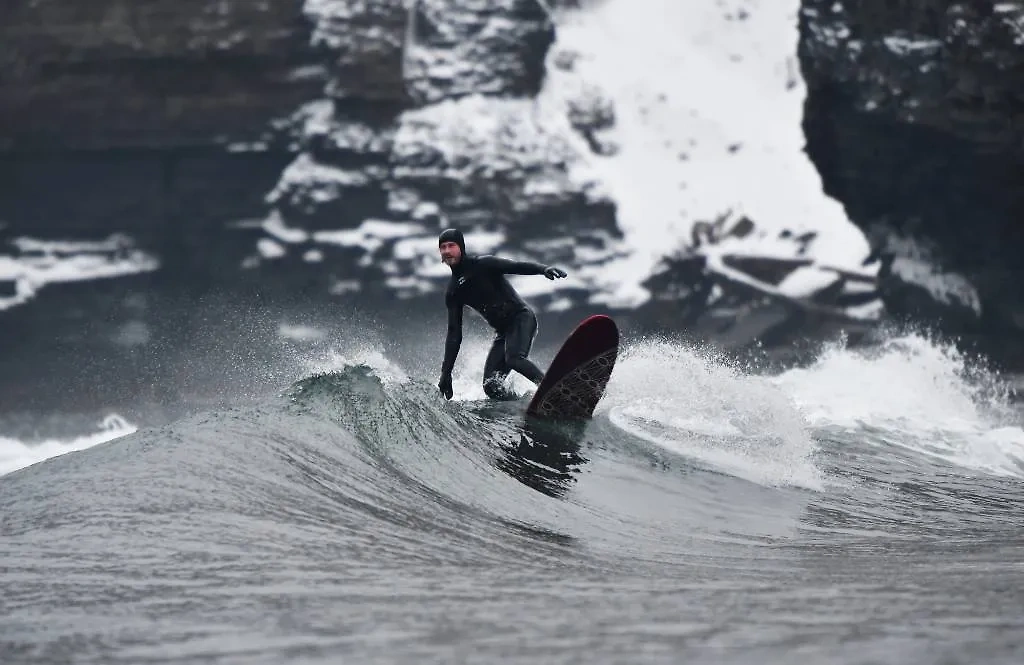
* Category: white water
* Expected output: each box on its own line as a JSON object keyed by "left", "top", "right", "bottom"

{"left": 448, "top": 335, "right": 538, "bottom": 401}
{"left": 773, "top": 334, "right": 1024, "bottom": 478}
{"left": 0, "top": 414, "right": 137, "bottom": 477}
{"left": 601, "top": 337, "right": 824, "bottom": 489}
{"left": 6, "top": 331, "right": 1021, "bottom": 488}
{"left": 298, "top": 344, "right": 413, "bottom": 388}
{"left": 536, "top": 0, "right": 874, "bottom": 307}
{"left": 602, "top": 332, "right": 1024, "bottom": 487}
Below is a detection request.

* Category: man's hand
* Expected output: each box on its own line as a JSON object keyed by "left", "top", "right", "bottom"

{"left": 543, "top": 266, "right": 567, "bottom": 280}
{"left": 438, "top": 372, "right": 454, "bottom": 400}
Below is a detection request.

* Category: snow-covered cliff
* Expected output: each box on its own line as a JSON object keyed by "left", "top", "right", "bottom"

{"left": 2, "top": 0, "right": 1021, "bottom": 363}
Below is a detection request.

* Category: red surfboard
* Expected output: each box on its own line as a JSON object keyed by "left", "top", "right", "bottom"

{"left": 526, "top": 315, "right": 619, "bottom": 419}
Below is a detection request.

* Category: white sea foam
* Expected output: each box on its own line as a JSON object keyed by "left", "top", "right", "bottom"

{"left": 298, "top": 345, "right": 412, "bottom": 387}
{"left": 773, "top": 334, "right": 1024, "bottom": 478}
{"left": 601, "top": 337, "right": 824, "bottom": 489}
{"left": 600, "top": 329, "right": 1024, "bottom": 486}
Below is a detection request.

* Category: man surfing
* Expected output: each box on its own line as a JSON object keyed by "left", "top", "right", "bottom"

{"left": 436, "top": 227, "right": 568, "bottom": 400}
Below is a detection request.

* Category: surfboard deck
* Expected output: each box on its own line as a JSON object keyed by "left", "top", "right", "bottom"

{"left": 526, "top": 314, "right": 619, "bottom": 420}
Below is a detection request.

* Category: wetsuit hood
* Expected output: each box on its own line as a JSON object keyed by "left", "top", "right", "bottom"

{"left": 438, "top": 228, "right": 466, "bottom": 256}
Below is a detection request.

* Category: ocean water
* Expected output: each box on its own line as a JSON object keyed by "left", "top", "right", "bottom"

{"left": 3, "top": 331, "right": 1024, "bottom": 664}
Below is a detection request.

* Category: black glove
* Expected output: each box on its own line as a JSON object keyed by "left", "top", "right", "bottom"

{"left": 544, "top": 266, "right": 567, "bottom": 280}
{"left": 438, "top": 372, "right": 453, "bottom": 400}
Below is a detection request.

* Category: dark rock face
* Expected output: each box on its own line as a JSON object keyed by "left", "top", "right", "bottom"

{"left": 801, "top": 1, "right": 1024, "bottom": 147}
{"left": 799, "top": 0, "right": 1024, "bottom": 357}
{"left": 0, "top": 0, "right": 577, "bottom": 284}
{"left": 0, "top": 0, "right": 325, "bottom": 251}
{"left": 0, "top": 0, "right": 324, "bottom": 150}
{"left": 248, "top": 0, "right": 613, "bottom": 303}
{"left": 303, "top": 0, "right": 409, "bottom": 103}
{"left": 404, "top": 0, "right": 554, "bottom": 104}
{"left": 388, "top": 95, "right": 610, "bottom": 230}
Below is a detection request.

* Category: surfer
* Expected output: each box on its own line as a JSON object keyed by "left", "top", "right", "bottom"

{"left": 436, "top": 227, "right": 567, "bottom": 400}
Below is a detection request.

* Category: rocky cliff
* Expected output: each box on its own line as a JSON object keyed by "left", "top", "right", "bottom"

{"left": 798, "top": 0, "right": 1024, "bottom": 357}
{"left": 2, "top": 0, "right": 1024, "bottom": 366}
{"left": 0, "top": 0, "right": 325, "bottom": 150}
{"left": 1, "top": 0, "right": 614, "bottom": 299}
{"left": 248, "top": 0, "right": 620, "bottom": 304}
{"left": 0, "top": 0, "right": 327, "bottom": 271}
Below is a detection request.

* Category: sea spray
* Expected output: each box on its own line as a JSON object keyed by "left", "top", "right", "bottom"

{"left": 600, "top": 336, "right": 824, "bottom": 489}
{"left": 536, "top": 0, "right": 873, "bottom": 308}
{"left": 772, "top": 332, "right": 1024, "bottom": 478}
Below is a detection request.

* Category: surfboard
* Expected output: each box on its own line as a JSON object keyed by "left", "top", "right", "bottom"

{"left": 526, "top": 314, "right": 619, "bottom": 419}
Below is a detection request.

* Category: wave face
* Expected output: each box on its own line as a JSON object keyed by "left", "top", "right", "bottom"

{"left": 4, "top": 332, "right": 1024, "bottom": 664}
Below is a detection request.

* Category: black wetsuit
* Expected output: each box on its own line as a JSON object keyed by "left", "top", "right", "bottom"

{"left": 441, "top": 254, "right": 548, "bottom": 399}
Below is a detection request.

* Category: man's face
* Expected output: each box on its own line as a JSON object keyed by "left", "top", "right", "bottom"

{"left": 439, "top": 241, "right": 462, "bottom": 265}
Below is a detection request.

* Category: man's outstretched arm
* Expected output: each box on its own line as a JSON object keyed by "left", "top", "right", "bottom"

{"left": 477, "top": 255, "right": 568, "bottom": 280}
{"left": 439, "top": 295, "right": 463, "bottom": 399}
